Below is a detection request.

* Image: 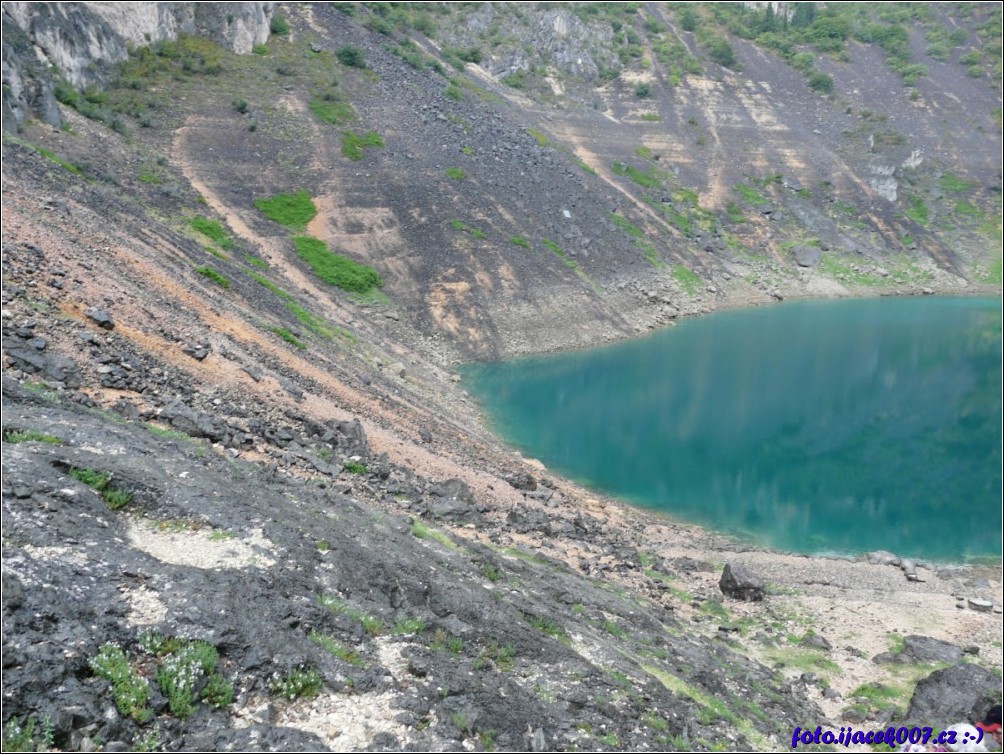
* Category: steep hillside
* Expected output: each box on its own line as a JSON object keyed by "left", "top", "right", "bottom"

{"left": 2, "top": 2, "right": 1002, "bottom": 752}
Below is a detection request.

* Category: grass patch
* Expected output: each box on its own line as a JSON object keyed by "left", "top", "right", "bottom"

{"left": 8, "top": 136, "right": 83, "bottom": 175}
{"left": 444, "top": 167, "right": 467, "bottom": 180}
{"left": 904, "top": 194, "right": 929, "bottom": 226}
{"left": 528, "top": 127, "right": 549, "bottom": 146}
{"left": 270, "top": 327, "right": 306, "bottom": 350}
{"left": 319, "top": 595, "right": 382, "bottom": 635}
{"left": 292, "top": 236, "right": 381, "bottom": 294}
{"left": 309, "top": 96, "right": 355, "bottom": 125}
{"left": 611, "top": 161, "right": 661, "bottom": 189}
{"left": 939, "top": 172, "right": 972, "bottom": 193}
{"left": 734, "top": 182, "right": 767, "bottom": 204}
{"left": 431, "top": 629, "right": 464, "bottom": 654}
{"left": 640, "top": 113, "right": 662, "bottom": 121}
{"left": 510, "top": 235, "right": 530, "bottom": 248}
{"left": 411, "top": 519, "right": 457, "bottom": 549}
{"left": 609, "top": 212, "right": 644, "bottom": 238}
{"left": 392, "top": 617, "right": 426, "bottom": 635}
{"left": 521, "top": 611, "right": 570, "bottom": 645}
{"left": 145, "top": 423, "right": 190, "bottom": 441}
{"left": 190, "top": 216, "right": 232, "bottom": 249}
{"left": 343, "top": 460, "right": 367, "bottom": 474}
{"left": 671, "top": 265, "right": 702, "bottom": 295}
{"left": 449, "top": 219, "right": 486, "bottom": 238}
{"left": 542, "top": 238, "right": 578, "bottom": 270}
{"left": 575, "top": 159, "right": 597, "bottom": 175}
{"left": 341, "top": 130, "right": 384, "bottom": 160}
{"left": 309, "top": 631, "right": 366, "bottom": 666}
{"left": 2, "top": 715, "right": 54, "bottom": 752}
{"left": 195, "top": 266, "right": 230, "bottom": 288}
{"left": 69, "top": 467, "right": 132, "bottom": 510}
{"left": 254, "top": 190, "right": 317, "bottom": 229}
{"left": 3, "top": 428, "right": 60, "bottom": 444}
{"left": 245, "top": 254, "right": 268, "bottom": 269}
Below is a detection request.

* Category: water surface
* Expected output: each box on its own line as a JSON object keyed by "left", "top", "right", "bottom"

{"left": 461, "top": 297, "right": 1002, "bottom": 562}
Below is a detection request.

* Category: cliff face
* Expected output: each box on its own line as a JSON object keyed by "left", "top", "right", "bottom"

{"left": 1, "top": 1, "right": 273, "bottom": 130}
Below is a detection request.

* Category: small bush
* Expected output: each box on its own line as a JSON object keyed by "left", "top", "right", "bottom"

{"left": 807, "top": 71, "right": 834, "bottom": 93}
{"left": 336, "top": 45, "right": 366, "bottom": 68}
{"left": 271, "top": 667, "right": 322, "bottom": 700}
{"left": 292, "top": 236, "right": 381, "bottom": 293}
{"left": 3, "top": 715, "right": 54, "bottom": 752}
{"left": 254, "top": 190, "right": 317, "bottom": 229}
{"left": 232, "top": 98, "right": 249, "bottom": 114}
{"left": 444, "top": 167, "right": 467, "bottom": 180}
{"left": 270, "top": 15, "right": 290, "bottom": 35}
{"left": 444, "top": 83, "right": 463, "bottom": 100}
{"left": 69, "top": 467, "right": 133, "bottom": 510}
{"left": 195, "top": 266, "right": 231, "bottom": 288}
{"left": 252, "top": 43, "right": 269, "bottom": 55}
{"left": 341, "top": 130, "right": 384, "bottom": 160}
{"left": 90, "top": 645, "right": 152, "bottom": 722}
{"left": 634, "top": 82, "right": 652, "bottom": 97}
{"left": 343, "top": 460, "right": 368, "bottom": 474}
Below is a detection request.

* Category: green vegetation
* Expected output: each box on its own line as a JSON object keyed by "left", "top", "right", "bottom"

{"left": 444, "top": 82, "right": 463, "bottom": 100}
{"left": 528, "top": 127, "right": 549, "bottom": 146}
{"left": 270, "top": 327, "right": 307, "bottom": 350}
{"left": 3, "top": 428, "right": 60, "bottom": 444}
{"left": 411, "top": 519, "right": 457, "bottom": 549}
{"left": 609, "top": 212, "right": 644, "bottom": 238}
{"left": 319, "top": 595, "right": 382, "bottom": 635}
{"left": 254, "top": 190, "right": 317, "bottom": 229}
{"left": 392, "top": 617, "right": 426, "bottom": 635}
{"left": 521, "top": 611, "right": 570, "bottom": 645}
{"left": 542, "top": 238, "right": 578, "bottom": 270}
{"left": 195, "top": 266, "right": 231, "bottom": 288}
{"left": 90, "top": 645, "right": 152, "bottom": 722}
{"left": 611, "top": 161, "right": 661, "bottom": 189}
{"left": 634, "top": 82, "right": 652, "bottom": 97}
{"left": 510, "top": 235, "right": 530, "bottom": 248}
{"left": 343, "top": 460, "right": 368, "bottom": 474}
{"left": 336, "top": 45, "right": 366, "bottom": 68}
{"left": 190, "top": 216, "right": 232, "bottom": 248}
{"left": 444, "top": 167, "right": 467, "bottom": 180}
{"left": 431, "top": 629, "right": 464, "bottom": 654}
{"left": 248, "top": 272, "right": 347, "bottom": 339}
{"left": 3, "top": 715, "right": 54, "bottom": 753}
{"left": 270, "top": 15, "right": 290, "bottom": 35}
{"left": 292, "top": 236, "right": 382, "bottom": 294}
{"left": 8, "top": 137, "right": 84, "bottom": 175}
{"left": 449, "top": 219, "right": 486, "bottom": 238}
{"left": 309, "top": 95, "right": 355, "bottom": 125}
{"left": 734, "top": 182, "right": 767, "bottom": 204}
{"left": 309, "top": 631, "right": 366, "bottom": 666}
{"left": 154, "top": 639, "right": 228, "bottom": 716}
{"left": 341, "top": 130, "right": 384, "bottom": 161}
{"left": 939, "top": 172, "right": 973, "bottom": 194}
{"left": 904, "top": 194, "right": 929, "bottom": 226}
{"left": 271, "top": 667, "right": 323, "bottom": 700}
{"left": 671, "top": 265, "right": 703, "bottom": 295}
{"left": 481, "top": 563, "right": 502, "bottom": 581}
{"left": 69, "top": 467, "right": 132, "bottom": 510}
{"left": 640, "top": 113, "right": 662, "bottom": 121}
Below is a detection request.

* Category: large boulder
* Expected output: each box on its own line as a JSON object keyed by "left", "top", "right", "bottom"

{"left": 902, "top": 664, "right": 1000, "bottom": 726}
{"left": 718, "top": 563, "right": 765, "bottom": 602}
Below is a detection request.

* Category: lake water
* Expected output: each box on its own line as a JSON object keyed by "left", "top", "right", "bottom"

{"left": 461, "top": 297, "right": 1002, "bottom": 562}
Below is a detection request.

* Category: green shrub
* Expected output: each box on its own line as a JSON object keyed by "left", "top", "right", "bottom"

{"left": 292, "top": 236, "right": 381, "bottom": 293}
{"left": 341, "top": 130, "right": 384, "bottom": 160}
{"left": 271, "top": 667, "right": 322, "bottom": 700}
{"left": 3, "top": 715, "right": 54, "bottom": 752}
{"left": 672, "top": 264, "right": 702, "bottom": 294}
{"left": 270, "top": 15, "right": 290, "bottom": 35}
{"left": 195, "top": 266, "right": 231, "bottom": 288}
{"left": 336, "top": 45, "right": 366, "bottom": 68}
{"left": 254, "top": 190, "right": 317, "bottom": 229}
{"left": 90, "top": 645, "right": 152, "bottom": 722}
{"left": 444, "top": 167, "right": 467, "bottom": 180}
{"left": 634, "top": 82, "right": 652, "bottom": 97}
{"left": 252, "top": 43, "right": 269, "bottom": 55}
{"left": 343, "top": 460, "right": 368, "bottom": 474}
{"left": 444, "top": 83, "right": 463, "bottom": 100}
{"left": 611, "top": 161, "right": 661, "bottom": 188}
{"left": 510, "top": 236, "right": 530, "bottom": 248}
{"left": 232, "top": 98, "right": 249, "bottom": 114}
{"left": 807, "top": 71, "right": 834, "bottom": 93}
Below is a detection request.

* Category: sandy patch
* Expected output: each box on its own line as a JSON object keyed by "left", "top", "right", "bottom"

{"left": 126, "top": 520, "right": 277, "bottom": 569}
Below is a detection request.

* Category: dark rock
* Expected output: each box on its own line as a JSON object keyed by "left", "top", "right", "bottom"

{"left": 903, "top": 664, "right": 1000, "bottom": 725}
{"left": 85, "top": 308, "right": 115, "bottom": 330}
{"left": 792, "top": 245, "right": 821, "bottom": 267}
{"left": 900, "top": 635, "right": 963, "bottom": 665}
{"left": 798, "top": 633, "right": 832, "bottom": 651}
{"left": 5, "top": 346, "right": 81, "bottom": 387}
{"left": 504, "top": 472, "right": 538, "bottom": 491}
{"left": 418, "top": 427, "right": 433, "bottom": 443}
{"left": 719, "top": 562, "right": 765, "bottom": 602}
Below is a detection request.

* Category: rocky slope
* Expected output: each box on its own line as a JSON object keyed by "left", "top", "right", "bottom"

{"left": 2, "top": 2, "right": 1002, "bottom": 751}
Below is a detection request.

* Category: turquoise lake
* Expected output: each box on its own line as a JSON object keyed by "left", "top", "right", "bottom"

{"left": 461, "top": 297, "right": 1002, "bottom": 562}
